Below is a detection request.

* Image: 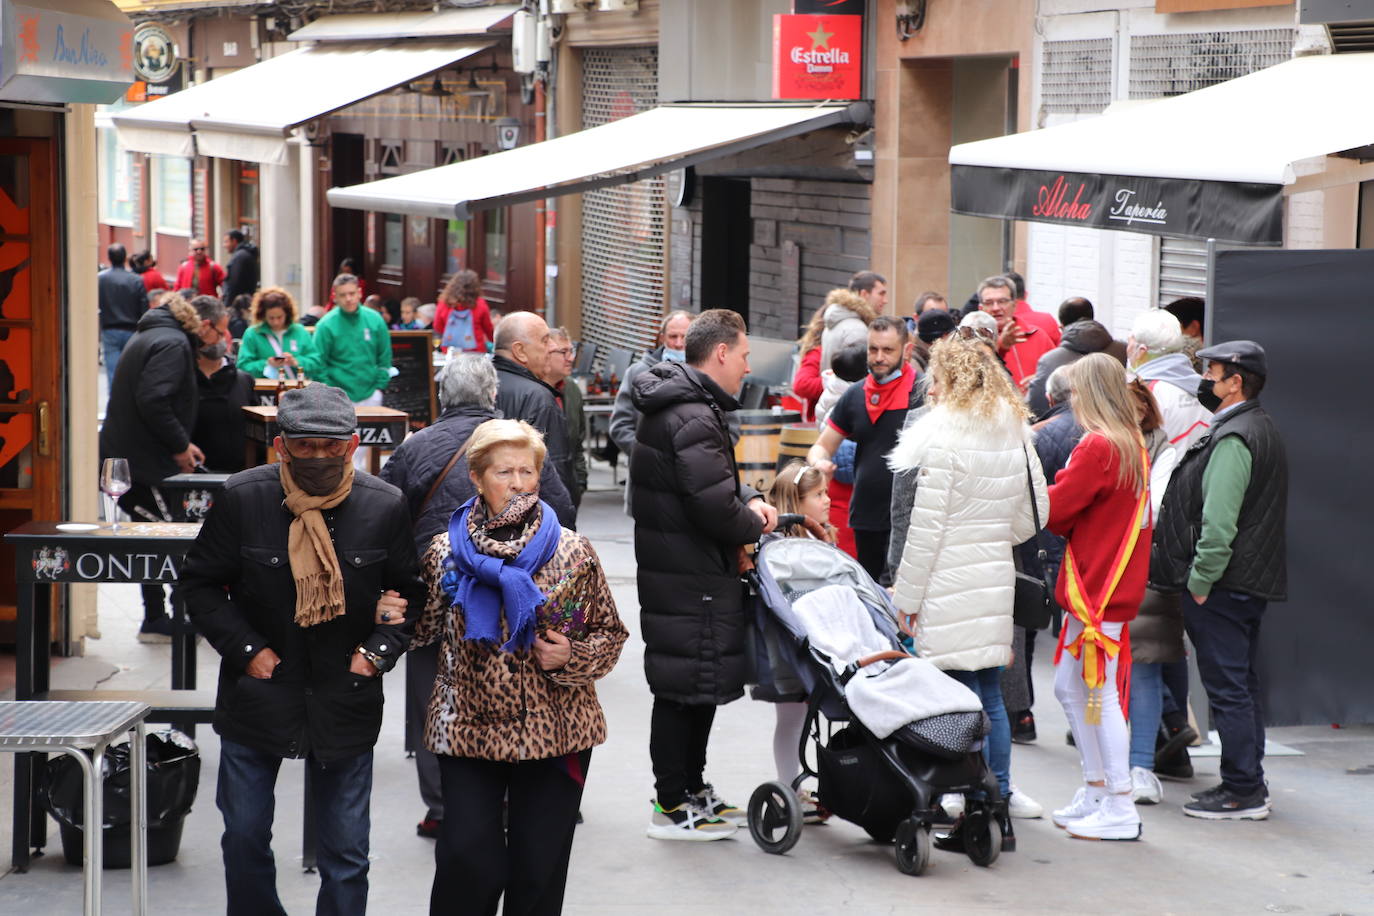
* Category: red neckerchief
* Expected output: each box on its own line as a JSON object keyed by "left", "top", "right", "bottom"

{"left": 862, "top": 369, "right": 914, "bottom": 424}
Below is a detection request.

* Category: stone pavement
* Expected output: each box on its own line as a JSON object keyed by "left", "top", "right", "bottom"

{"left": 2, "top": 467, "right": 1372, "bottom": 914}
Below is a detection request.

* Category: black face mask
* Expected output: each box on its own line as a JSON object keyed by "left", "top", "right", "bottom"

{"left": 1197, "top": 378, "right": 1223, "bottom": 413}
{"left": 199, "top": 341, "right": 227, "bottom": 360}
{"left": 290, "top": 456, "right": 347, "bottom": 496}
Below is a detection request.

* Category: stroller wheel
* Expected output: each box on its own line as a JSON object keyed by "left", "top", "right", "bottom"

{"left": 962, "top": 808, "right": 1002, "bottom": 868}
{"left": 747, "top": 782, "right": 804, "bottom": 855}
{"left": 893, "top": 817, "right": 931, "bottom": 876}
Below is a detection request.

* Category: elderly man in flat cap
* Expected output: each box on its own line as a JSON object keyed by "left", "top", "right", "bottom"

{"left": 181, "top": 382, "right": 425, "bottom": 916}
{"left": 1151, "top": 340, "right": 1288, "bottom": 823}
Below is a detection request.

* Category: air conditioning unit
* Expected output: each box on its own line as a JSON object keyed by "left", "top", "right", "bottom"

{"left": 598, "top": 0, "right": 639, "bottom": 9}
{"left": 512, "top": 10, "right": 538, "bottom": 74}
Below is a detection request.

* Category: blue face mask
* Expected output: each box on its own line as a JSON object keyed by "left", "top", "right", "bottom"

{"left": 663, "top": 347, "right": 686, "bottom": 363}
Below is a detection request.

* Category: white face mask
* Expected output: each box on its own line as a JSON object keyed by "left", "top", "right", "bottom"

{"left": 662, "top": 347, "right": 686, "bottom": 362}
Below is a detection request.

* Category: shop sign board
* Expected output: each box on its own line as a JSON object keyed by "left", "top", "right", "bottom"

{"left": 772, "top": 13, "right": 862, "bottom": 101}
{"left": 1, "top": 0, "right": 135, "bottom": 103}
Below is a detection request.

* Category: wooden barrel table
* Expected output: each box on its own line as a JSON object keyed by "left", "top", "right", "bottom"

{"left": 775, "top": 423, "right": 819, "bottom": 473}
{"left": 734, "top": 409, "right": 800, "bottom": 495}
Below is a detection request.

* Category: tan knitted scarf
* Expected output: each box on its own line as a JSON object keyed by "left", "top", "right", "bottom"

{"left": 280, "top": 456, "right": 354, "bottom": 627}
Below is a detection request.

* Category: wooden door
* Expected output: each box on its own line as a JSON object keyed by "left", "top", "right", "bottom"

{"left": 0, "top": 139, "right": 62, "bottom": 634}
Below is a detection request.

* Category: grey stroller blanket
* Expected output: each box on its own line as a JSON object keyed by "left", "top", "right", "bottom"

{"left": 792, "top": 585, "right": 983, "bottom": 739}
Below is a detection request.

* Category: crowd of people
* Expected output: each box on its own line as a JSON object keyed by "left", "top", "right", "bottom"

{"left": 96, "top": 238, "right": 1288, "bottom": 911}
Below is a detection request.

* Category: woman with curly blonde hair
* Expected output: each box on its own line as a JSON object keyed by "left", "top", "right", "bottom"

{"left": 888, "top": 336, "right": 1050, "bottom": 826}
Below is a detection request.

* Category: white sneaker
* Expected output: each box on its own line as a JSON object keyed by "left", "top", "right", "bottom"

{"left": 1008, "top": 786, "right": 1043, "bottom": 819}
{"left": 937, "top": 793, "right": 965, "bottom": 821}
{"left": 1065, "top": 793, "right": 1142, "bottom": 841}
{"left": 1131, "top": 767, "right": 1163, "bottom": 805}
{"left": 1053, "top": 785, "right": 1105, "bottom": 828}
{"left": 646, "top": 800, "right": 737, "bottom": 841}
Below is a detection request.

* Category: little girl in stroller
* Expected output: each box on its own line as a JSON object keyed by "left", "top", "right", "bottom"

{"left": 744, "top": 463, "right": 1009, "bottom": 876}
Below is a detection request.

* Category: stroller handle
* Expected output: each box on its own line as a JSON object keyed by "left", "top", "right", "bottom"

{"left": 775, "top": 513, "right": 805, "bottom": 529}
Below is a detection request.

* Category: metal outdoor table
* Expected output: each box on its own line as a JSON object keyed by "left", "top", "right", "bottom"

{"left": 242, "top": 405, "right": 410, "bottom": 474}
{"left": 0, "top": 701, "right": 151, "bottom": 915}
{"left": 5, "top": 521, "right": 212, "bottom": 872}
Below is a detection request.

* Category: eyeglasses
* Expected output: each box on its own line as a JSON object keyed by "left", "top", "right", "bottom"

{"left": 980, "top": 297, "right": 1012, "bottom": 307}
{"left": 547, "top": 347, "right": 572, "bottom": 358}
{"left": 191, "top": 247, "right": 207, "bottom": 252}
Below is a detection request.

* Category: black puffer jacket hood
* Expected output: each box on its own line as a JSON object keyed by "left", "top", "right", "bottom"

{"left": 631, "top": 360, "right": 742, "bottom": 416}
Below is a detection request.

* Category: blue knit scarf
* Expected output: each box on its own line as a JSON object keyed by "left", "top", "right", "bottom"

{"left": 441, "top": 495, "right": 562, "bottom": 653}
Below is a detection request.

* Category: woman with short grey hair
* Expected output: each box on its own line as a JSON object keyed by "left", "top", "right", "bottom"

{"left": 378, "top": 353, "right": 575, "bottom": 841}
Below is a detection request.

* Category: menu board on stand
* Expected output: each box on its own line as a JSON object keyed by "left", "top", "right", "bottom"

{"left": 385, "top": 330, "right": 438, "bottom": 428}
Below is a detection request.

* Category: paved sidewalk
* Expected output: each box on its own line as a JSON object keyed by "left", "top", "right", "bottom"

{"left": 2, "top": 468, "right": 1372, "bottom": 914}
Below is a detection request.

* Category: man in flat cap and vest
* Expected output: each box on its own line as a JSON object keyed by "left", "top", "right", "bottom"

{"left": 181, "top": 383, "right": 425, "bottom": 916}
{"left": 1151, "top": 340, "right": 1288, "bottom": 822}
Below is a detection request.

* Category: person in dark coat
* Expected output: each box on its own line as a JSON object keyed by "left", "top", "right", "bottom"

{"left": 180, "top": 383, "right": 426, "bottom": 916}
{"left": 1025, "top": 316, "right": 1127, "bottom": 420}
{"left": 222, "top": 230, "right": 260, "bottom": 311}
{"left": 492, "top": 311, "right": 576, "bottom": 521}
{"left": 100, "top": 293, "right": 227, "bottom": 640}
{"left": 631, "top": 309, "right": 778, "bottom": 840}
{"left": 378, "top": 353, "right": 574, "bottom": 841}
{"left": 192, "top": 327, "right": 255, "bottom": 473}
{"left": 98, "top": 243, "right": 149, "bottom": 387}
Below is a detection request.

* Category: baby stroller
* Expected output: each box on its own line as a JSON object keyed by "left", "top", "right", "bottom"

{"left": 743, "top": 517, "right": 1011, "bottom": 876}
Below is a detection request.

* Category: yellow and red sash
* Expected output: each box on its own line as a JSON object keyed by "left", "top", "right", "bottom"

{"left": 1058, "top": 447, "right": 1150, "bottom": 724}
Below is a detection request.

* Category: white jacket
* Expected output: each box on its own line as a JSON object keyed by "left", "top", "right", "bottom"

{"left": 1135, "top": 353, "right": 1211, "bottom": 452}
{"left": 814, "top": 368, "right": 851, "bottom": 429}
{"left": 819, "top": 302, "right": 867, "bottom": 373}
{"left": 887, "top": 402, "right": 1049, "bottom": 672}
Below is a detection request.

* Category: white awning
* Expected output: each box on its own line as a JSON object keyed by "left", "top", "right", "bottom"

{"left": 287, "top": 6, "right": 519, "bottom": 42}
{"left": 950, "top": 52, "right": 1374, "bottom": 186}
{"left": 326, "top": 102, "right": 869, "bottom": 220}
{"left": 112, "top": 41, "right": 490, "bottom": 164}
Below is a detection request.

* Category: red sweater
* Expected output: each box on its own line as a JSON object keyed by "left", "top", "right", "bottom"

{"left": 1046, "top": 432, "right": 1151, "bottom": 623}
{"left": 175, "top": 259, "right": 225, "bottom": 296}
{"left": 434, "top": 297, "right": 495, "bottom": 352}
{"left": 791, "top": 346, "right": 823, "bottom": 422}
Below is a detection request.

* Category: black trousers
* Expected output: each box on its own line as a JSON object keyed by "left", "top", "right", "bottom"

{"left": 852, "top": 527, "right": 891, "bottom": 584}
{"left": 117, "top": 482, "right": 168, "bottom": 622}
{"left": 431, "top": 750, "right": 591, "bottom": 916}
{"left": 649, "top": 697, "right": 716, "bottom": 808}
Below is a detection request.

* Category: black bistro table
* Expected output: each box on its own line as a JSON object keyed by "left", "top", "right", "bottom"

{"left": 5, "top": 520, "right": 208, "bottom": 870}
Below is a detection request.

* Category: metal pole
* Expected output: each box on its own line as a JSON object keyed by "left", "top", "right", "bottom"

{"left": 534, "top": 76, "right": 547, "bottom": 319}
{"left": 131, "top": 722, "right": 148, "bottom": 915}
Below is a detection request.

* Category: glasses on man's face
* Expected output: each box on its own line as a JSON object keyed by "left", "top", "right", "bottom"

{"left": 980, "top": 297, "right": 1012, "bottom": 308}
{"left": 192, "top": 247, "right": 207, "bottom": 252}
{"left": 548, "top": 347, "right": 572, "bottom": 359}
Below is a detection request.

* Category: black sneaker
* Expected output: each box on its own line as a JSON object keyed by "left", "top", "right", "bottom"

{"left": 137, "top": 615, "right": 175, "bottom": 644}
{"left": 416, "top": 817, "right": 441, "bottom": 839}
{"left": 1154, "top": 747, "right": 1195, "bottom": 780}
{"left": 1183, "top": 786, "right": 1270, "bottom": 820}
{"left": 1155, "top": 723, "right": 1200, "bottom": 766}
{"left": 1189, "top": 783, "right": 1226, "bottom": 802}
{"left": 1011, "top": 711, "right": 1037, "bottom": 745}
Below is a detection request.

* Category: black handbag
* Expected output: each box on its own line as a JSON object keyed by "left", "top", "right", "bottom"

{"left": 1013, "top": 446, "right": 1055, "bottom": 631}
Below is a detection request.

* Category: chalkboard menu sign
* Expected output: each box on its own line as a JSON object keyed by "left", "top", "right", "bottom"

{"left": 384, "top": 331, "right": 437, "bottom": 428}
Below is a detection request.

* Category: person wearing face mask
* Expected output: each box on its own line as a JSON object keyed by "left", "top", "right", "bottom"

{"left": 1127, "top": 309, "right": 1212, "bottom": 453}
{"left": 100, "top": 292, "right": 222, "bottom": 641}
{"left": 1151, "top": 341, "right": 1288, "bottom": 821}
{"left": 807, "top": 316, "right": 924, "bottom": 583}
{"left": 190, "top": 295, "right": 255, "bottom": 473}
{"left": 609, "top": 310, "right": 695, "bottom": 465}
{"left": 180, "top": 383, "right": 426, "bottom": 915}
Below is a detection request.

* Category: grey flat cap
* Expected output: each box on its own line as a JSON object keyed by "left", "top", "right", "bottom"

{"left": 1197, "top": 339, "right": 1268, "bottom": 377}
{"left": 278, "top": 384, "right": 357, "bottom": 439}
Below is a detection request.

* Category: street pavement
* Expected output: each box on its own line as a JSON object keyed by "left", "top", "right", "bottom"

{"left": 2, "top": 465, "right": 1372, "bottom": 914}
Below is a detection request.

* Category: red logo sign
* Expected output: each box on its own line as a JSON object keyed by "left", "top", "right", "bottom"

{"left": 772, "top": 14, "right": 862, "bottom": 100}
{"left": 1032, "top": 175, "right": 1092, "bottom": 221}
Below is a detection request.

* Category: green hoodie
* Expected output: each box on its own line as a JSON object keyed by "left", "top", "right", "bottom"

{"left": 312, "top": 306, "right": 392, "bottom": 402}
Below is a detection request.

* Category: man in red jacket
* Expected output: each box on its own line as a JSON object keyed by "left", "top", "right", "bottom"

{"left": 175, "top": 238, "right": 226, "bottom": 297}
{"left": 978, "top": 275, "right": 1057, "bottom": 391}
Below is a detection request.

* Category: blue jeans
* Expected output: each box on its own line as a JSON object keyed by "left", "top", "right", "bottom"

{"left": 1128, "top": 661, "right": 1164, "bottom": 770}
{"left": 948, "top": 667, "right": 1011, "bottom": 797}
{"left": 1184, "top": 590, "right": 1268, "bottom": 796}
{"left": 101, "top": 328, "right": 134, "bottom": 388}
{"left": 217, "top": 738, "right": 373, "bottom": 916}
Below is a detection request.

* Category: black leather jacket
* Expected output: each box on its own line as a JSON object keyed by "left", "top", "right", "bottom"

{"left": 180, "top": 464, "right": 426, "bottom": 761}
{"left": 494, "top": 354, "right": 575, "bottom": 520}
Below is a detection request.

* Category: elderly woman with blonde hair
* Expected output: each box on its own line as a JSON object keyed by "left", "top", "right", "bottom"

{"left": 414, "top": 418, "right": 627, "bottom": 915}
{"left": 887, "top": 336, "right": 1050, "bottom": 831}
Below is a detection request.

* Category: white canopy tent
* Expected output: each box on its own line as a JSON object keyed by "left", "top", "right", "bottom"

{"left": 112, "top": 42, "right": 491, "bottom": 164}
{"left": 325, "top": 102, "right": 868, "bottom": 220}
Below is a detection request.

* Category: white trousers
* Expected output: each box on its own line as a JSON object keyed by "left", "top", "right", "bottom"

{"left": 1054, "top": 616, "right": 1131, "bottom": 794}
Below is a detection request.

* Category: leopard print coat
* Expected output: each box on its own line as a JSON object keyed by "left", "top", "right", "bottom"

{"left": 414, "top": 503, "right": 627, "bottom": 762}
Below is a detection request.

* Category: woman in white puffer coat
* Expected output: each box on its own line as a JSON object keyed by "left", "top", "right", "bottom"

{"left": 888, "top": 336, "right": 1049, "bottom": 820}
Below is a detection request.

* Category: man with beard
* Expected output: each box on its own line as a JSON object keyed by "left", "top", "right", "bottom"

{"left": 100, "top": 292, "right": 225, "bottom": 641}
{"left": 808, "top": 316, "right": 921, "bottom": 582}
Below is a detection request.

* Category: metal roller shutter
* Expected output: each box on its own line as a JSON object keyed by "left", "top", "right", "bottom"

{"left": 1157, "top": 237, "right": 1208, "bottom": 305}
{"left": 579, "top": 47, "right": 666, "bottom": 355}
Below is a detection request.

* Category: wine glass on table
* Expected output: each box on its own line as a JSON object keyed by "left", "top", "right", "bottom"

{"left": 101, "top": 457, "right": 131, "bottom": 532}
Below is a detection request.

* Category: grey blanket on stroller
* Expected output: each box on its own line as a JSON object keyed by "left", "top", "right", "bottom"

{"left": 792, "top": 585, "right": 983, "bottom": 739}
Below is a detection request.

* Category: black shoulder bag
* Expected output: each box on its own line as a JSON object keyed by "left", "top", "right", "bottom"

{"left": 1013, "top": 446, "right": 1055, "bottom": 631}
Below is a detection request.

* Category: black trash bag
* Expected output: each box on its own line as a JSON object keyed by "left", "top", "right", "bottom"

{"left": 39, "top": 728, "right": 201, "bottom": 868}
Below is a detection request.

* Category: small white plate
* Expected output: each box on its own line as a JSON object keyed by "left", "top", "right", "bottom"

{"left": 55, "top": 523, "right": 100, "bottom": 532}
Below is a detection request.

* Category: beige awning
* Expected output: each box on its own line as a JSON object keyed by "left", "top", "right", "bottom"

{"left": 326, "top": 102, "right": 870, "bottom": 220}
{"left": 287, "top": 6, "right": 520, "bottom": 42}
{"left": 112, "top": 41, "right": 490, "bottom": 163}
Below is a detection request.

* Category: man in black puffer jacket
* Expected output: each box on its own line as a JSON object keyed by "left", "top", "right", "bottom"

{"left": 631, "top": 309, "right": 778, "bottom": 841}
